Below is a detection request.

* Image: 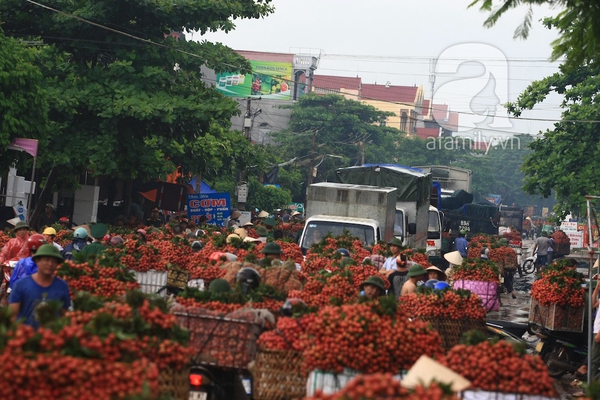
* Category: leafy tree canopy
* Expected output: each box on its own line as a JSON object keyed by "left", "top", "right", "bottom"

{"left": 0, "top": 0, "right": 274, "bottom": 193}
{"left": 506, "top": 64, "right": 600, "bottom": 217}
{"left": 268, "top": 93, "right": 548, "bottom": 210}
{"left": 469, "top": 0, "right": 600, "bottom": 70}
{"left": 0, "top": 28, "right": 52, "bottom": 172}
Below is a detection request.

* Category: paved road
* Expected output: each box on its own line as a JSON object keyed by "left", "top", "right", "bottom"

{"left": 486, "top": 240, "right": 586, "bottom": 398}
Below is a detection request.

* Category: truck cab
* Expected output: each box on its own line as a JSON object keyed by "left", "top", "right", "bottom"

{"left": 299, "top": 215, "right": 381, "bottom": 255}
{"left": 426, "top": 206, "right": 443, "bottom": 263}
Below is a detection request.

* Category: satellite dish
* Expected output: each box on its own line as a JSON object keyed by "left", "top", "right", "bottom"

{"left": 385, "top": 81, "right": 391, "bottom": 88}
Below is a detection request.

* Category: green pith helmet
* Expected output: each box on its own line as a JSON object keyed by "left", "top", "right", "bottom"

{"left": 90, "top": 223, "right": 108, "bottom": 239}
{"left": 32, "top": 244, "right": 64, "bottom": 262}
{"left": 264, "top": 217, "right": 276, "bottom": 227}
{"left": 360, "top": 276, "right": 385, "bottom": 293}
{"left": 208, "top": 278, "right": 232, "bottom": 294}
{"left": 256, "top": 226, "right": 268, "bottom": 237}
{"left": 13, "top": 221, "right": 29, "bottom": 231}
{"left": 407, "top": 263, "right": 427, "bottom": 277}
{"left": 388, "top": 237, "right": 403, "bottom": 247}
{"left": 261, "top": 242, "right": 283, "bottom": 255}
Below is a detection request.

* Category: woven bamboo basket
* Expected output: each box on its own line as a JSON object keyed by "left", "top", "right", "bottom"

{"left": 420, "top": 317, "right": 487, "bottom": 350}
{"left": 253, "top": 348, "right": 306, "bottom": 400}
{"left": 158, "top": 367, "right": 189, "bottom": 400}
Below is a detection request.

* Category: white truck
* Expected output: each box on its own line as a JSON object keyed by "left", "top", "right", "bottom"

{"left": 299, "top": 182, "right": 397, "bottom": 254}
{"left": 335, "top": 165, "right": 437, "bottom": 253}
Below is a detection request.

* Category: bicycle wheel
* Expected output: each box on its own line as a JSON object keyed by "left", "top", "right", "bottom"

{"left": 522, "top": 260, "right": 536, "bottom": 275}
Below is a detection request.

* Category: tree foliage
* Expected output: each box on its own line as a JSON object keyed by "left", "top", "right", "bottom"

{"left": 505, "top": 64, "right": 600, "bottom": 217}
{"left": 0, "top": 28, "right": 52, "bottom": 172}
{"left": 0, "top": 0, "right": 274, "bottom": 201}
{"left": 268, "top": 93, "right": 547, "bottom": 209}
{"left": 246, "top": 177, "right": 292, "bottom": 213}
{"left": 469, "top": 0, "right": 600, "bottom": 70}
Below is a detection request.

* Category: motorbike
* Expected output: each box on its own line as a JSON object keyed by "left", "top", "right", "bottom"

{"left": 486, "top": 319, "right": 533, "bottom": 348}
{"left": 520, "top": 253, "right": 566, "bottom": 276}
{"left": 531, "top": 324, "right": 588, "bottom": 378}
{"left": 188, "top": 365, "right": 252, "bottom": 400}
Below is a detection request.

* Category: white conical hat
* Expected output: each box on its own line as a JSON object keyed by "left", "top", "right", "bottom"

{"left": 444, "top": 251, "right": 463, "bottom": 266}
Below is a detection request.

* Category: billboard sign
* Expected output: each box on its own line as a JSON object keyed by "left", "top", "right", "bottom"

{"left": 560, "top": 221, "right": 578, "bottom": 232}
{"left": 187, "top": 193, "right": 231, "bottom": 226}
{"left": 216, "top": 60, "right": 293, "bottom": 100}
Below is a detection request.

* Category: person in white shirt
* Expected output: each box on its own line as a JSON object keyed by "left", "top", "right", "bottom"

{"left": 380, "top": 238, "right": 404, "bottom": 276}
{"left": 380, "top": 238, "right": 410, "bottom": 298}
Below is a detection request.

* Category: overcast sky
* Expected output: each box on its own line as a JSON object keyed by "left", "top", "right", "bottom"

{"left": 190, "top": 0, "right": 564, "bottom": 139}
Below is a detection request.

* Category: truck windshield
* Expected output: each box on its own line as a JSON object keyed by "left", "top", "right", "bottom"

{"left": 394, "top": 210, "right": 404, "bottom": 237}
{"left": 302, "top": 221, "right": 376, "bottom": 251}
{"left": 428, "top": 210, "right": 441, "bottom": 239}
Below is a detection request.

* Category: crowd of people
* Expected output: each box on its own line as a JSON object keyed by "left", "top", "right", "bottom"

{"left": 0, "top": 204, "right": 550, "bottom": 337}
{"left": 0, "top": 205, "right": 306, "bottom": 327}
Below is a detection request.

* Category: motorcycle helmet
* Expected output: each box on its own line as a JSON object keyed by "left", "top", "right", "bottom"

{"left": 434, "top": 281, "right": 451, "bottom": 291}
{"left": 109, "top": 236, "right": 124, "bottom": 246}
{"left": 209, "top": 251, "right": 226, "bottom": 262}
{"left": 191, "top": 241, "right": 203, "bottom": 252}
{"left": 28, "top": 234, "right": 47, "bottom": 253}
{"left": 73, "top": 227, "right": 88, "bottom": 240}
{"left": 235, "top": 267, "right": 261, "bottom": 292}
{"left": 280, "top": 298, "right": 308, "bottom": 317}
{"left": 337, "top": 248, "right": 350, "bottom": 257}
{"left": 425, "top": 279, "right": 439, "bottom": 289}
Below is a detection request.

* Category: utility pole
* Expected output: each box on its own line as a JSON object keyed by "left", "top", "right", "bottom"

{"left": 239, "top": 98, "right": 252, "bottom": 211}
{"left": 243, "top": 98, "right": 252, "bottom": 140}
{"left": 429, "top": 58, "right": 437, "bottom": 99}
{"left": 306, "top": 130, "right": 317, "bottom": 186}
{"left": 360, "top": 141, "right": 365, "bottom": 165}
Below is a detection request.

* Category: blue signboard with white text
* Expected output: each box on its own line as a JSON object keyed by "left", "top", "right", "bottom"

{"left": 187, "top": 193, "right": 231, "bottom": 226}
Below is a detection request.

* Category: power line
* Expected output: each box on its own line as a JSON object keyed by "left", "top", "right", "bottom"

{"left": 22, "top": 0, "right": 585, "bottom": 127}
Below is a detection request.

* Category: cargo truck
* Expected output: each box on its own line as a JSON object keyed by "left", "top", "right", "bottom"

{"left": 298, "top": 182, "right": 397, "bottom": 254}
{"left": 335, "top": 165, "right": 440, "bottom": 258}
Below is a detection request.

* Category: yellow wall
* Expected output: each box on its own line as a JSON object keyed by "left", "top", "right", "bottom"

{"left": 362, "top": 85, "right": 424, "bottom": 134}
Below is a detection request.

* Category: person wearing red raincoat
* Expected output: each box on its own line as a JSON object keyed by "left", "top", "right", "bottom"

{"left": 0, "top": 221, "right": 30, "bottom": 265}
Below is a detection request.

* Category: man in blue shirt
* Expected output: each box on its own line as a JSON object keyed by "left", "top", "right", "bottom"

{"left": 454, "top": 230, "right": 469, "bottom": 258}
{"left": 9, "top": 244, "right": 70, "bottom": 328}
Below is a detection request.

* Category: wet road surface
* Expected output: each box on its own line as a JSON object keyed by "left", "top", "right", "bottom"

{"left": 487, "top": 240, "right": 588, "bottom": 399}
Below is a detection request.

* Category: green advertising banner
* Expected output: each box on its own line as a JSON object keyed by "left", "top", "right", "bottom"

{"left": 288, "top": 202, "right": 304, "bottom": 213}
{"left": 216, "top": 60, "right": 293, "bottom": 100}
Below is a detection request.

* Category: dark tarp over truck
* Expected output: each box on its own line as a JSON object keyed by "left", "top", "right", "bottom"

{"left": 335, "top": 165, "right": 431, "bottom": 205}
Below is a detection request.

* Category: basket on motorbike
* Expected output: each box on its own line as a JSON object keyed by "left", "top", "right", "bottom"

{"left": 167, "top": 265, "right": 189, "bottom": 288}
{"left": 419, "top": 317, "right": 487, "bottom": 351}
{"left": 175, "top": 309, "right": 262, "bottom": 370}
{"left": 158, "top": 367, "right": 189, "bottom": 400}
{"left": 253, "top": 348, "right": 306, "bottom": 400}
{"left": 528, "top": 298, "right": 584, "bottom": 332}
{"left": 554, "top": 242, "right": 570, "bottom": 256}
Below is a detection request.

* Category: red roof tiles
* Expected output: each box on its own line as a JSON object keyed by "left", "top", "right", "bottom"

{"left": 313, "top": 75, "right": 362, "bottom": 92}
{"left": 361, "top": 84, "right": 418, "bottom": 103}
{"left": 235, "top": 50, "right": 294, "bottom": 63}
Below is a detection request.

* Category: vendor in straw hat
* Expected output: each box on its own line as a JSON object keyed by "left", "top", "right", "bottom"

{"left": 425, "top": 266, "right": 446, "bottom": 282}
{"left": 443, "top": 251, "right": 463, "bottom": 285}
